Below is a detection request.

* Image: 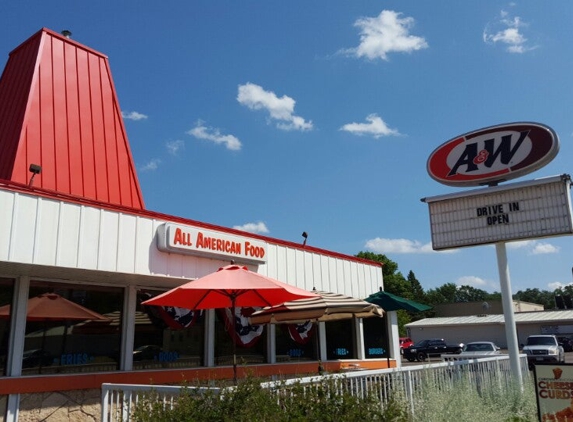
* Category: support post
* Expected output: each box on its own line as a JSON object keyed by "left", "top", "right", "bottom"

{"left": 496, "top": 242, "right": 523, "bottom": 386}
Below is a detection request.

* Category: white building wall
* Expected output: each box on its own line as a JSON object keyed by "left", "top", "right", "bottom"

{"left": 0, "top": 189, "right": 382, "bottom": 297}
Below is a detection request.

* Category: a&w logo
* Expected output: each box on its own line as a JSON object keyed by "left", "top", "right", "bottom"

{"left": 447, "top": 130, "right": 530, "bottom": 177}
{"left": 427, "top": 122, "right": 559, "bottom": 187}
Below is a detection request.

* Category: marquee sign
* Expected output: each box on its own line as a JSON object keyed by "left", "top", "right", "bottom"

{"left": 156, "top": 223, "right": 268, "bottom": 264}
{"left": 427, "top": 122, "right": 559, "bottom": 187}
{"left": 422, "top": 175, "right": 573, "bottom": 250}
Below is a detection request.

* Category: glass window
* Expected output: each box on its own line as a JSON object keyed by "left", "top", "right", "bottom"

{"left": 214, "top": 307, "right": 266, "bottom": 366}
{"left": 275, "top": 322, "right": 317, "bottom": 362}
{"left": 363, "top": 317, "right": 388, "bottom": 359}
{"left": 325, "top": 319, "right": 356, "bottom": 360}
{"left": 135, "top": 290, "right": 204, "bottom": 370}
{"left": 0, "top": 278, "right": 15, "bottom": 376}
{"left": 22, "top": 281, "right": 123, "bottom": 375}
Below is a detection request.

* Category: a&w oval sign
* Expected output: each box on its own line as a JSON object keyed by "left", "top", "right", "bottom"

{"left": 427, "top": 122, "right": 559, "bottom": 187}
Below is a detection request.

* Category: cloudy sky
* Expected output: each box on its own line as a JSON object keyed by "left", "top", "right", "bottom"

{"left": 2, "top": 1, "right": 572, "bottom": 294}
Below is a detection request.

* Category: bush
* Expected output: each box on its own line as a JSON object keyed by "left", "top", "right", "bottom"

{"left": 131, "top": 373, "right": 536, "bottom": 422}
{"left": 131, "top": 376, "right": 408, "bottom": 421}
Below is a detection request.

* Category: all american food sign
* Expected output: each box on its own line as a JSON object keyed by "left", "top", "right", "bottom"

{"left": 156, "top": 223, "right": 268, "bottom": 264}
{"left": 427, "top": 122, "right": 559, "bottom": 187}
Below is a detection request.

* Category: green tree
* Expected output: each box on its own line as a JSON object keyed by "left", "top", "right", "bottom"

{"left": 513, "top": 288, "right": 555, "bottom": 309}
{"left": 407, "top": 270, "right": 425, "bottom": 303}
{"left": 425, "top": 283, "right": 458, "bottom": 305}
{"left": 356, "top": 252, "right": 410, "bottom": 298}
{"left": 454, "top": 285, "right": 489, "bottom": 302}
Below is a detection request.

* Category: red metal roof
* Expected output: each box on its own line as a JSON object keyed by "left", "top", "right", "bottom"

{"left": 0, "top": 28, "right": 144, "bottom": 209}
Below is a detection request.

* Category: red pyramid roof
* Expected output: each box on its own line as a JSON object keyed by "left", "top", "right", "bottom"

{"left": 0, "top": 28, "right": 145, "bottom": 209}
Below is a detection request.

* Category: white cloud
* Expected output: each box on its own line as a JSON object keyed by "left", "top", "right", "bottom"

{"left": 506, "top": 240, "right": 536, "bottom": 249}
{"left": 343, "top": 10, "right": 428, "bottom": 61}
{"left": 233, "top": 221, "right": 269, "bottom": 234}
{"left": 166, "top": 140, "right": 184, "bottom": 156}
{"left": 237, "top": 83, "right": 313, "bottom": 131}
{"left": 122, "top": 111, "right": 148, "bottom": 121}
{"left": 365, "top": 237, "right": 441, "bottom": 254}
{"left": 139, "top": 158, "right": 161, "bottom": 172}
{"left": 187, "top": 121, "right": 242, "bottom": 151}
{"left": 340, "top": 114, "right": 400, "bottom": 138}
{"left": 530, "top": 242, "right": 559, "bottom": 255}
{"left": 483, "top": 10, "right": 536, "bottom": 53}
{"left": 505, "top": 239, "right": 559, "bottom": 255}
{"left": 456, "top": 276, "right": 488, "bottom": 288}
{"left": 548, "top": 282, "right": 573, "bottom": 291}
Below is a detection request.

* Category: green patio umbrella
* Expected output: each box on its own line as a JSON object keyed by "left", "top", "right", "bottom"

{"left": 365, "top": 289, "right": 432, "bottom": 366}
{"left": 364, "top": 289, "right": 432, "bottom": 312}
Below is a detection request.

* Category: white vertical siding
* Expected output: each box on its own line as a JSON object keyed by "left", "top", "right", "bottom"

{"left": 0, "top": 189, "right": 382, "bottom": 295}
{"left": 0, "top": 192, "right": 15, "bottom": 260}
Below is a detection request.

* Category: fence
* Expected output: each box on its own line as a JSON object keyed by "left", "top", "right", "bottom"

{"left": 101, "top": 355, "right": 529, "bottom": 422}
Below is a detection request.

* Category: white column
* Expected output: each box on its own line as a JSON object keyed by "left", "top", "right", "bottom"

{"left": 388, "top": 311, "right": 401, "bottom": 367}
{"left": 120, "top": 285, "right": 137, "bottom": 371}
{"left": 7, "top": 276, "right": 29, "bottom": 377}
{"left": 5, "top": 276, "right": 30, "bottom": 422}
{"left": 318, "top": 321, "right": 327, "bottom": 362}
{"left": 204, "top": 309, "right": 215, "bottom": 367}
{"left": 354, "top": 318, "right": 365, "bottom": 359}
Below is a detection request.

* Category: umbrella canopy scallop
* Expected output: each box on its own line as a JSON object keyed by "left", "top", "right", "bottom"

{"left": 249, "top": 290, "right": 384, "bottom": 325}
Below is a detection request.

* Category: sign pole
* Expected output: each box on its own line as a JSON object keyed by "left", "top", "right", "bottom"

{"left": 495, "top": 242, "right": 523, "bottom": 386}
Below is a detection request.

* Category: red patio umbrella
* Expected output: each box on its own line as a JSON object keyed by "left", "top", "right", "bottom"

{"left": 0, "top": 293, "right": 110, "bottom": 372}
{"left": 0, "top": 293, "right": 110, "bottom": 321}
{"left": 142, "top": 264, "right": 318, "bottom": 383}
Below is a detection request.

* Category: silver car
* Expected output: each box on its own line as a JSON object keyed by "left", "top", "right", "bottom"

{"left": 458, "top": 341, "right": 501, "bottom": 356}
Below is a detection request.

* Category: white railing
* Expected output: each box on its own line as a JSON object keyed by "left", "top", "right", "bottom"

{"left": 101, "top": 355, "right": 529, "bottom": 422}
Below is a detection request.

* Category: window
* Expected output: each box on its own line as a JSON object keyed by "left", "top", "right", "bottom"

{"left": 214, "top": 307, "right": 266, "bottom": 366}
{"left": 326, "top": 319, "right": 355, "bottom": 360}
{"left": 135, "top": 290, "right": 204, "bottom": 370}
{"left": 22, "top": 281, "right": 123, "bottom": 375}
{"left": 0, "top": 278, "right": 15, "bottom": 376}
{"left": 275, "top": 322, "right": 317, "bottom": 362}
{"left": 363, "top": 317, "right": 387, "bottom": 359}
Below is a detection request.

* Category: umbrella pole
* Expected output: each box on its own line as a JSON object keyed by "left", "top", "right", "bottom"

{"left": 39, "top": 321, "right": 47, "bottom": 374}
{"left": 232, "top": 299, "right": 237, "bottom": 385}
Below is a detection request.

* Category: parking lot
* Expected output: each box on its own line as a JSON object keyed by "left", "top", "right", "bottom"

{"left": 401, "top": 350, "right": 573, "bottom": 367}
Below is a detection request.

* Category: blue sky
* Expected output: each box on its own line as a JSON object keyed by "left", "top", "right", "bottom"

{"left": 1, "top": 2, "right": 572, "bottom": 295}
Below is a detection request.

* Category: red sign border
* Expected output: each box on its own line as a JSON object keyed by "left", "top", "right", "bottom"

{"left": 427, "top": 122, "right": 559, "bottom": 187}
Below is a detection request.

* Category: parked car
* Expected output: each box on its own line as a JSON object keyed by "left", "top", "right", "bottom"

{"left": 132, "top": 345, "right": 162, "bottom": 361}
{"left": 557, "top": 336, "right": 573, "bottom": 352}
{"left": 22, "top": 349, "right": 54, "bottom": 368}
{"left": 458, "top": 341, "right": 501, "bottom": 357}
{"left": 403, "top": 338, "right": 464, "bottom": 362}
{"left": 399, "top": 337, "right": 414, "bottom": 354}
{"left": 522, "top": 335, "right": 564, "bottom": 369}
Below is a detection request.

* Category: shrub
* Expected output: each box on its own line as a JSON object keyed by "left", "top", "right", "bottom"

{"left": 131, "top": 372, "right": 537, "bottom": 422}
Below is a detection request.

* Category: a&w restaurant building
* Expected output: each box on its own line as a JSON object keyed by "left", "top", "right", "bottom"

{"left": 0, "top": 29, "right": 393, "bottom": 420}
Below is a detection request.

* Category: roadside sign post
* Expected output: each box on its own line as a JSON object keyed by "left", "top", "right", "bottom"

{"left": 423, "top": 122, "right": 571, "bottom": 386}
{"left": 496, "top": 242, "right": 522, "bottom": 386}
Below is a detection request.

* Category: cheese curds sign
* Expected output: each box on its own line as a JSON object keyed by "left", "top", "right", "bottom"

{"left": 427, "top": 122, "right": 559, "bottom": 187}
{"left": 156, "top": 223, "right": 268, "bottom": 264}
{"left": 534, "top": 364, "right": 573, "bottom": 421}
